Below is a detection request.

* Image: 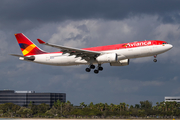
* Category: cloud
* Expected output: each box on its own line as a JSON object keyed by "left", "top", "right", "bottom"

{"left": 141, "top": 81, "right": 163, "bottom": 86}
{"left": 1, "top": 0, "right": 180, "bottom": 31}
{"left": 171, "top": 76, "right": 178, "bottom": 81}
{"left": 0, "top": 31, "right": 8, "bottom": 62}
{"left": 48, "top": 22, "right": 88, "bottom": 48}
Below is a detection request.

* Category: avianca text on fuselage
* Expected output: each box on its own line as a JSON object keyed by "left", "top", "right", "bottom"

{"left": 123, "top": 41, "right": 152, "bottom": 48}
{"left": 11, "top": 33, "right": 173, "bottom": 74}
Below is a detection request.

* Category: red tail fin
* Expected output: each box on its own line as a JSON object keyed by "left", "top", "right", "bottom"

{"left": 15, "top": 33, "right": 46, "bottom": 56}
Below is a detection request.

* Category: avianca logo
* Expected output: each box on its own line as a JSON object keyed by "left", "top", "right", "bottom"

{"left": 123, "top": 44, "right": 129, "bottom": 47}
{"left": 123, "top": 41, "right": 152, "bottom": 47}
{"left": 19, "top": 43, "right": 36, "bottom": 56}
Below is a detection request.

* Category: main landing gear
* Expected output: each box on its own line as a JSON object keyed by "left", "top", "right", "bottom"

{"left": 153, "top": 55, "right": 157, "bottom": 62}
{"left": 85, "top": 64, "right": 103, "bottom": 74}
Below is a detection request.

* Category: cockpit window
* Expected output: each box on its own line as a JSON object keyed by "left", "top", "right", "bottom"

{"left": 162, "top": 42, "right": 168, "bottom": 44}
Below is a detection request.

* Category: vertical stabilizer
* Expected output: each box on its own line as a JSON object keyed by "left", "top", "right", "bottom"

{"left": 15, "top": 33, "right": 46, "bottom": 56}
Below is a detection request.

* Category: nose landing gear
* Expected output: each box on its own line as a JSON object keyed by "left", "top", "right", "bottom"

{"left": 153, "top": 55, "right": 157, "bottom": 62}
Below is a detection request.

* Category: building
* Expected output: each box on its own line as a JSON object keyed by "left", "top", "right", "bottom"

{"left": 0, "top": 90, "right": 66, "bottom": 107}
{"left": 165, "top": 96, "right": 180, "bottom": 103}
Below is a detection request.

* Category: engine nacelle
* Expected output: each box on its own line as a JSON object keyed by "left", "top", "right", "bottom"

{"left": 96, "top": 53, "right": 117, "bottom": 63}
{"left": 110, "top": 59, "right": 129, "bottom": 66}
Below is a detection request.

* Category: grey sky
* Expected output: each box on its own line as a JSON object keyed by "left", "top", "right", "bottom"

{"left": 0, "top": 0, "right": 180, "bottom": 106}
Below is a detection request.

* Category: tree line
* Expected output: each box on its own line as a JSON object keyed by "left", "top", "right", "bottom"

{"left": 0, "top": 100, "right": 180, "bottom": 118}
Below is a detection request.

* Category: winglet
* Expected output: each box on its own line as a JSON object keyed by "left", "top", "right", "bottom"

{"left": 37, "top": 39, "right": 46, "bottom": 44}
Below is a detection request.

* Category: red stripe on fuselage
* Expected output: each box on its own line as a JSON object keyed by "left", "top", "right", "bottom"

{"left": 45, "top": 40, "right": 167, "bottom": 54}
{"left": 84, "top": 40, "right": 166, "bottom": 51}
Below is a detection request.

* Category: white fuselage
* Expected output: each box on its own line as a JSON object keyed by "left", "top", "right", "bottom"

{"left": 21, "top": 44, "right": 172, "bottom": 66}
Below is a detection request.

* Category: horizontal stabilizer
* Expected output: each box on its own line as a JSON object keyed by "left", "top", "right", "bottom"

{"left": 10, "top": 54, "right": 35, "bottom": 61}
{"left": 10, "top": 54, "right": 25, "bottom": 57}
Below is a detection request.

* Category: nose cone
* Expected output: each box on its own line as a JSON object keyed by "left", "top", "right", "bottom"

{"left": 165, "top": 44, "right": 173, "bottom": 52}
{"left": 168, "top": 44, "right": 173, "bottom": 49}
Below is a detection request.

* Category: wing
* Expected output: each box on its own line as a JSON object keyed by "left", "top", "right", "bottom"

{"left": 37, "top": 39, "right": 101, "bottom": 58}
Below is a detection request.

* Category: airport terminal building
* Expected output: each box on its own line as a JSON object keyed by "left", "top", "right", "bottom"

{"left": 165, "top": 96, "right": 180, "bottom": 103}
{"left": 0, "top": 90, "right": 66, "bottom": 107}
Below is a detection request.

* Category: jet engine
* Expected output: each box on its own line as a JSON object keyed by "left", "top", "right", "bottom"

{"left": 96, "top": 53, "right": 117, "bottom": 63}
{"left": 110, "top": 59, "right": 129, "bottom": 66}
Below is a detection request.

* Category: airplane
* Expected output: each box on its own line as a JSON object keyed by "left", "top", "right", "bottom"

{"left": 11, "top": 33, "right": 173, "bottom": 74}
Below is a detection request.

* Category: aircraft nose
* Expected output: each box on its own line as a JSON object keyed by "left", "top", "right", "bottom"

{"left": 166, "top": 44, "right": 173, "bottom": 51}
{"left": 169, "top": 44, "right": 173, "bottom": 49}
